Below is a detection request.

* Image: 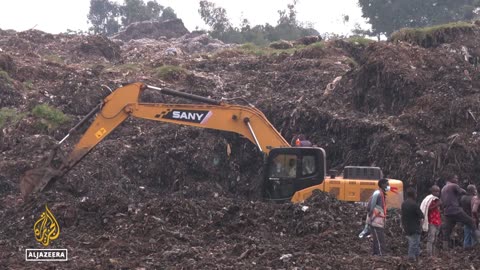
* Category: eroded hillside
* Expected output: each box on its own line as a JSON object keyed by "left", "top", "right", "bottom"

{"left": 1, "top": 20, "right": 480, "bottom": 269}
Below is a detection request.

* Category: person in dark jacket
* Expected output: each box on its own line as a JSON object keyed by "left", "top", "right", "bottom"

{"left": 441, "top": 174, "right": 478, "bottom": 249}
{"left": 460, "top": 185, "right": 477, "bottom": 248}
{"left": 291, "top": 134, "right": 313, "bottom": 147}
{"left": 401, "top": 187, "right": 424, "bottom": 262}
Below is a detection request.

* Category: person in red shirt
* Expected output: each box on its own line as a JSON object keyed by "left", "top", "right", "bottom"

{"left": 420, "top": 185, "right": 442, "bottom": 256}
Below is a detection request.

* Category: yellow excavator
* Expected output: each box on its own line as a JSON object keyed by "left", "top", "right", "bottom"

{"left": 21, "top": 82, "right": 403, "bottom": 208}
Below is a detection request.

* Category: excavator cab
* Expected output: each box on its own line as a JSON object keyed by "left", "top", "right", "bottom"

{"left": 264, "top": 147, "right": 326, "bottom": 201}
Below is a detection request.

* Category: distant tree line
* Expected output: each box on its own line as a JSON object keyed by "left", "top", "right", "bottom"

{"left": 87, "top": 0, "right": 480, "bottom": 43}
{"left": 198, "top": 0, "right": 319, "bottom": 45}
{"left": 87, "top": 0, "right": 177, "bottom": 36}
{"left": 357, "top": 0, "right": 480, "bottom": 38}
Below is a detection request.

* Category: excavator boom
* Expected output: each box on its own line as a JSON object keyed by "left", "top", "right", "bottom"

{"left": 21, "top": 82, "right": 291, "bottom": 198}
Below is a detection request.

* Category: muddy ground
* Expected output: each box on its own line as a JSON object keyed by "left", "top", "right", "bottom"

{"left": 1, "top": 20, "right": 480, "bottom": 269}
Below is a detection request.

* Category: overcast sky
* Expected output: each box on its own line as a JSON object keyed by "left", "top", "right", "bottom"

{"left": 0, "top": 0, "right": 369, "bottom": 36}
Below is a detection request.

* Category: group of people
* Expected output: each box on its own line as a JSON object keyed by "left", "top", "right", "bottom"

{"left": 363, "top": 175, "right": 480, "bottom": 262}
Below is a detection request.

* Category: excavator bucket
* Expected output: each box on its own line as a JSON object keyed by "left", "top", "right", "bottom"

{"left": 20, "top": 166, "right": 62, "bottom": 198}
{"left": 20, "top": 101, "right": 104, "bottom": 199}
{"left": 20, "top": 146, "right": 65, "bottom": 199}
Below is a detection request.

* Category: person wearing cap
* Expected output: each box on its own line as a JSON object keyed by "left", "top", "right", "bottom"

{"left": 366, "top": 178, "right": 390, "bottom": 256}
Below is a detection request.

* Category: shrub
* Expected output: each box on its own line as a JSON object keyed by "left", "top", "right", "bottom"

{"left": 345, "top": 36, "right": 374, "bottom": 46}
{"left": 0, "top": 108, "right": 24, "bottom": 128}
{"left": 44, "top": 54, "right": 64, "bottom": 64}
{"left": 32, "top": 104, "right": 69, "bottom": 130}
{"left": 0, "top": 70, "right": 13, "bottom": 84}
{"left": 23, "top": 80, "right": 34, "bottom": 90}
{"left": 154, "top": 65, "right": 187, "bottom": 81}
{"left": 390, "top": 21, "right": 474, "bottom": 48}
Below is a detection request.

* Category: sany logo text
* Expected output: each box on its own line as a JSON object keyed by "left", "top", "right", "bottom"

{"left": 172, "top": 111, "right": 206, "bottom": 121}
{"left": 160, "top": 110, "right": 212, "bottom": 124}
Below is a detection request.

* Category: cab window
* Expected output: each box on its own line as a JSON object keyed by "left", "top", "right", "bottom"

{"left": 269, "top": 154, "right": 297, "bottom": 178}
{"left": 301, "top": 155, "right": 316, "bottom": 176}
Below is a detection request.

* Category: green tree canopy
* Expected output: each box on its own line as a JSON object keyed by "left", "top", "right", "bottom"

{"left": 121, "top": 0, "right": 162, "bottom": 26}
{"left": 198, "top": 0, "right": 232, "bottom": 39}
{"left": 198, "top": 0, "right": 319, "bottom": 45}
{"left": 161, "top": 7, "right": 178, "bottom": 21}
{"left": 358, "top": 0, "right": 480, "bottom": 37}
{"left": 88, "top": 0, "right": 178, "bottom": 36}
{"left": 87, "top": 0, "right": 121, "bottom": 35}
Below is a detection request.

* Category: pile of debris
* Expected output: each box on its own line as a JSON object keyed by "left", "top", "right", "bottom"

{"left": 1, "top": 20, "right": 480, "bottom": 268}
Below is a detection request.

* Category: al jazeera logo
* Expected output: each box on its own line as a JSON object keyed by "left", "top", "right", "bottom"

{"left": 25, "top": 204, "right": 68, "bottom": 262}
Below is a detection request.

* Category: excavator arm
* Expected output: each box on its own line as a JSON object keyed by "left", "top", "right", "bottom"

{"left": 66, "top": 82, "right": 289, "bottom": 169}
{"left": 21, "top": 82, "right": 291, "bottom": 197}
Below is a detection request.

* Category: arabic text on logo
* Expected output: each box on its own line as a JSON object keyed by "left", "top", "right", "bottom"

{"left": 33, "top": 204, "right": 60, "bottom": 247}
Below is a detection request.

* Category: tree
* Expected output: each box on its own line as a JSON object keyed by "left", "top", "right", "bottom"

{"left": 88, "top": 0, "right": 178, "bottom": 36}
{"left": 120, "top": 0, "right": 177, "bottom": 27}
{"left": 277, "top": 0, "right": 298, "bottom": 26}
{"left": 161, "top": 7, "right": 178, "bottom": 20}
{"left": 198, "top": 0, "right": 319, "bottom": 45}
{"left": 121, "top": 0, "right": 162, "bottom": 26}
{"left": 87, "top": 0, "right": 121, "bottom": 35}
{"left": 198, "top": 0, "right": 232, "bottom": 39}
{"left": 358, "top": 0, "right": 480, "bottom": 37}
{"left": 271, "top": 0, "right": 318, "bottom": 41}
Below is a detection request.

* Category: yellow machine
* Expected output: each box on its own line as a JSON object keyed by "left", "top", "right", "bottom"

{"left": 21, "top": 82, "right": 403, "bottom": 208}
{"left": 290, "top": 166, "right": 404, "bottom": 208}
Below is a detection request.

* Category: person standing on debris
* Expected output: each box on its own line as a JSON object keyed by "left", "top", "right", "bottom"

{"left": 461, "top": 185, "right": 478, "bottom": 248}
{"left": 402, "top": 187, "right": 424, "bottom": 262}
{"left": 291, "top": 134, "right": 313, "bottom": 147}
{"left": 420, "top": 185, "right": 442, "bottom": 256}
{"left": 471, "top": 192, "right": 480, "bottom": 230}
{"left": 441, "top": 174, "right": 478, "bottom": 249}
{"left": 366, "top": 178, "right": 389, "bottom": 256}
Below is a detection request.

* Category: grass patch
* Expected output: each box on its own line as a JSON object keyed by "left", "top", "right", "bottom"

{"left": 0, "top": 70, "right": 13, "bottom": 84}
{"left": 234, "top": 42, "right": 306, "bottom": 56}
{"left": 390, "top": 21, "right": 475, "bottom": 47}
{"left": 238, "top": 43, "right": 273, "bottom": 56}
{"left": 44, "top": 54, "right": 64, "bottom": 64}
{"left": 32, "top": 104, "right": 69, "bottom": 130}
{"left": 306, "top": 41, "right": 326, "bottom": 49}
{"left": 0, "top": 108, "right": 25, "bottom": 128}
{"left": 240, "top": 43, "right": 257, "bottom": 51}
{"left": 213, "top": 41, "right": 325, "bottom": 58}
{"left": 110, "top": 63, "right": 141, "bottom": 73}
{"left": 345, "top": 36, "right": 375, "bottom": 46}
{"left": 153, "top": 65, "right": 187, "bottom": 81}
{"left": 23, "top": 80, "right": 34, "bottom": 90}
